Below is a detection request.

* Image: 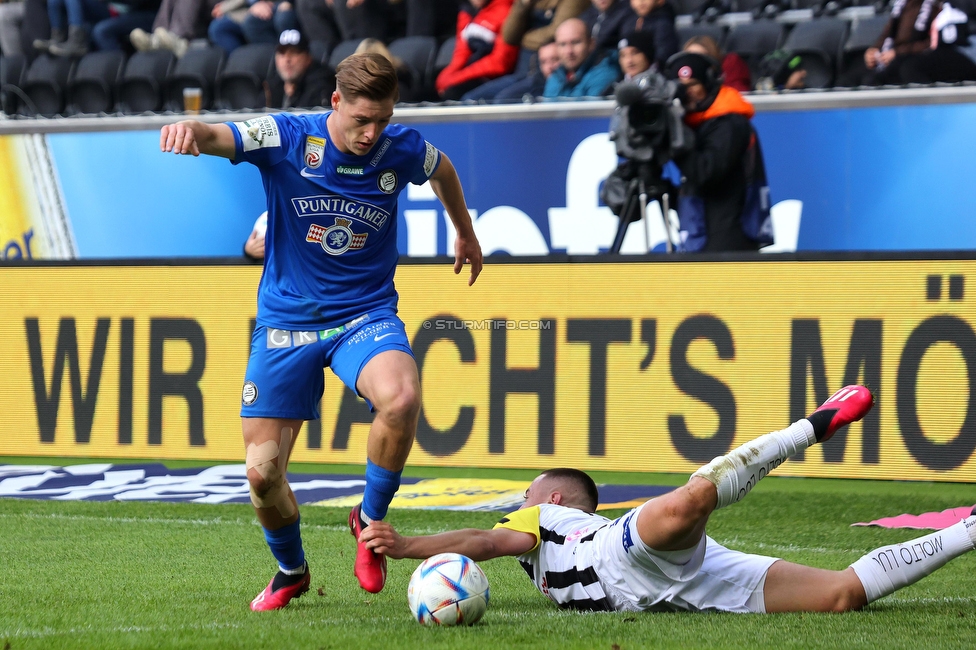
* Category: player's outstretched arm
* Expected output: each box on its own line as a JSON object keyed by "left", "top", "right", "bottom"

{"left": 429, "top": 152, "right": 483, "bottom": 286}
{"left": 360, "top": 521, "right": 535, "bottom": 562}
{"left": 160, "top": 120, "right": 236, "bottom": 160}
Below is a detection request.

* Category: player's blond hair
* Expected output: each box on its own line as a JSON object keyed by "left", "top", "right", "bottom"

{"left": 335, "top": 52, "right": 400, "bottom": 103}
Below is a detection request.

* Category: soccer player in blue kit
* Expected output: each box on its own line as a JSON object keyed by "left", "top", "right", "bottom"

{"left": 160, "top": 53, "right": 484, "bottom": 611}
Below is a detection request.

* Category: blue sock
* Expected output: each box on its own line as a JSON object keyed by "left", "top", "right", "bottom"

{"left": 361, "top": 460, "right": 402, "bottom": 522}
{"left": 263, "top": 518, "right": 305, "bottom": 573}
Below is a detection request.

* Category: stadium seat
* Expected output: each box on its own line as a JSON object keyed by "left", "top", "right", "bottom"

{"left": 780, "top": 17, "right": 849, "bottom": 87}
{"left": 725, "top": 20, "right": 786, "bottom": 80}
{"left": 674, "top": 0, "right": 714, "bottom": 16}
{"left": 677, "top": 23, "right": 728, "bottom": 49}
{"left": 21, "top": 54, "right": 74, "bottom": 116}
{"left": 434, "top": 36, "right": 455, "bottom": 78}
{"left": 388, "top": 36, "right": 437, "bottom": 101}
{"left": 733, "top": 0, "right": 784, "bottom": 13}
{"left": 216, "top": 42, "right": 274, "bottom": 110}
{"left": 328, "top": 38, "right": 364, "bottom": 72}
{"left": 0, "top": 53, "right": 27, "bottom": 114}
{"left": 67, "top": 50, "right": 126, "bottom": 114}
{"left": 309, "top": 39, "right": 330, "bottom": 66}
{"left": 119, "top": 50, "right": 175, "bottom": 113}
{"left": 838, "top": 14, "right": 889, "bottom": 84}
{"left": 166, "top": 45, "right": 224, "bottom": 112}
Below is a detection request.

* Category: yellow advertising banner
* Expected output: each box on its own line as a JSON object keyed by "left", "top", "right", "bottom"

{"left": 1, "top": 261, "right": 975, "bottom": 482}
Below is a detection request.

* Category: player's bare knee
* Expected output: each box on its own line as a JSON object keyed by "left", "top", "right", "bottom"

{"left": 814, "top": 576, "right": 865, "bottom": 613}
{"left": 670, "top": 482, "right": 715, "bottom": 524}
{"left": 832, "top": 579, "right": 867, "bottom": 612}
{"left": 378, "top": 384, "right": 421, "bottom": 425}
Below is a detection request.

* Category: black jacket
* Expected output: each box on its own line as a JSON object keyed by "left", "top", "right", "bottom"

{"left": 265, "top": 61, "right": 335, "bottom": 109}
{"left": 580, "top": 0, "right": 637, "bottom": 52}
{"left": 675, "top": 88, "right": 760, "bottom": 252}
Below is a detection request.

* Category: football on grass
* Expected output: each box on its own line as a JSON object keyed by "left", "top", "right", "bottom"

{"left": 407, "top": 553, "right": 490, "bottom": 626}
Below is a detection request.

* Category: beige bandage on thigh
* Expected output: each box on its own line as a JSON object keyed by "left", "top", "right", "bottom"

{"left": 245, "top": 427, "right": 295, "bottom": 518}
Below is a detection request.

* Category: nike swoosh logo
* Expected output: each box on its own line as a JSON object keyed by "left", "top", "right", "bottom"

{"left": 374, "top": 332, "right": 397, "bottom": 341}
{"left": 300, "top": 167, "right": 325, "bottom": 178}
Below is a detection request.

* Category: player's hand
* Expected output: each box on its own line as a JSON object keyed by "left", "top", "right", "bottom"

{"left": 211, "top": 2, "right": 224, "bottom": 17}
{"left": 454, "top": 231, "right": 483, "bottom": 286}
{"left": 359, "top": 521, "right": 407, "bottom": 559}
{"left": 879, "top": 49, "right": 896, "bottom": 66}
{"left": 864, "top": 47, "right": 878, "bottom": 69}
{"left": 160, "top": 121, "right": 200, "bottom": 156}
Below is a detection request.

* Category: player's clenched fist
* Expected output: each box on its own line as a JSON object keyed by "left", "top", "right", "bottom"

{"left": 160, "top": 121, "right": 200, "bottom": 156}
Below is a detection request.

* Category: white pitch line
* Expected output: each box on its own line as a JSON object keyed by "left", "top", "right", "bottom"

{"left": 717, "top": 537, "right": 869, "bottom": 555}
{"left": 3, "top": 613, "right": 413, "bottom": 639}
{"left": 0, "top": 512, "right": 453, "bottom": 535}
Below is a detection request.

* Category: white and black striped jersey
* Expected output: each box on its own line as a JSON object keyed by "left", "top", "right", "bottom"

{"left": 494, "top": 504, "right": 614, "bottom": 611}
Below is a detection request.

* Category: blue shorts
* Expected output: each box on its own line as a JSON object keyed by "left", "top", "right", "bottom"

{"left": 240, "top": 309, "right": 414, "bottom": 420}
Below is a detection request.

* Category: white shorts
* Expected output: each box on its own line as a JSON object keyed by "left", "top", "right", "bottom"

{"left": 579, "top": 504, "right": 779, "bottom": 613}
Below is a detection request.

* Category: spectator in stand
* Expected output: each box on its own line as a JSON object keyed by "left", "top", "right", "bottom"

{"left": 265, "top": 28, "right": 334, "bottom": 107}
{"left": 841, "top": 0, "right": 976, "bottom": 85}
{"left": 330, "top": 0, "right": 399, "bottom": 42}
{"left": 294, "top": 0, "right": 341, "bottom": 52}
{"left": 907, "top": 2, "right": 976, "bottom": 83}
{"left": 617, "top": 29, "right": 654, "bottom": 79}
{"left": 17, "top": 0, "right": 48, "bottom": 61}
{"left": 206, "top": 0, "right": 247, "bottom": 52}
{"left": 86, "top": 0, "right": 161, "bottom": 53}
{"left": 501, "top": 0, "right": 589, "bottom": 55}
{"left": 622, "top": 0, "right": 676, "bottom": 69}
{"left": 682, "top": 34, "right": 750, "bottom": 93}
{"left": 436, "top": 0, "right": 520, "bottom": 100}
{"left": 208, "top": 0, "right": 297, "bottom": 54}
{"left": 130, "top": 0, "right": 219, "bottom": 57}
{"left": 544, "top": 16, "right": 619, "bottom": 97}
{"left": 33, "top": 0, "right": 110, "bottom": 55}
{"left": 0, "top": 0, "right": 25, "bottom": 55}
{"left": 355, "top": 37, "right": 419, "bottom": 101}
{"left": 460, "top": 38, "right": 558, "bottom": 100}
{"left": 580, "top": 0, "right": 634, "bottom": 52}
{"left": 403, "top": 0, "right": 459, "bottom": 40}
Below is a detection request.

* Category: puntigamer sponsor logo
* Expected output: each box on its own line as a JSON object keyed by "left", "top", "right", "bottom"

{"left": 290, "top": 194, "right": 390, "bottom": 230}
{"left": 337, "top": 166, "right": 364, "bottom": 175}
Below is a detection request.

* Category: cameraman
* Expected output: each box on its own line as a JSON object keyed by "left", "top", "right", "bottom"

{"left": 665, "top": 51, "right": 766, "bottom": 252}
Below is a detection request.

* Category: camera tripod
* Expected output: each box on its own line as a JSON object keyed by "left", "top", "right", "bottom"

{"left": 608, "top": 162, "right": 677, "bottom": 254}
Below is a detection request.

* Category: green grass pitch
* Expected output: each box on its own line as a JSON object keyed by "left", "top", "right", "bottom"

{"left": 2, "top": 465, "right": 976, "bottom": 650}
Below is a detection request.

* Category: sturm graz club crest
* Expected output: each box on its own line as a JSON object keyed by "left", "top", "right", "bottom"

{"left": 377, "top": 169, "right": 397, "bottom": 194}
{"left": 306, "top": 218, "right": 368, "bottom": 255}
{"left": 242, "top": 381, "right": 258, "bottom": 405}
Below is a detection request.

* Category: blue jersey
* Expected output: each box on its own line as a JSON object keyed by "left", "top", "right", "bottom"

{"left": 228, "top": 112, "right": 440, "bottom": 329}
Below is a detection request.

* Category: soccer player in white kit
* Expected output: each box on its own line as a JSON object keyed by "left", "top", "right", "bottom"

{"left": 361, "top": 385, "right": 976, "bottom": 613}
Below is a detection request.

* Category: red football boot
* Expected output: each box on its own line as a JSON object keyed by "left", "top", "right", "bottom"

{"left": 250, "top": 566, "right": 310, "bottom": 611}
{"left": 349, "top": 504, "right": 387, "bottom": 593}
{"left": 812, "top": 385, "right": 874, "bottom": 442}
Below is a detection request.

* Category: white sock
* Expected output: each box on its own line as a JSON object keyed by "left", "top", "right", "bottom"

{"left": 691, "top": 421, "right": 815, "bottom": 509}
{"left": 279, "top": 562, "right": 306, "bottom": 575}
{"left": 850, "top": 516, "right": 976, "bottom": 603}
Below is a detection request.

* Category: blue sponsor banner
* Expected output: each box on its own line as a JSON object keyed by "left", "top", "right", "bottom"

{"left": 44, "top": 102, "right": 976, "bottom": 258}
